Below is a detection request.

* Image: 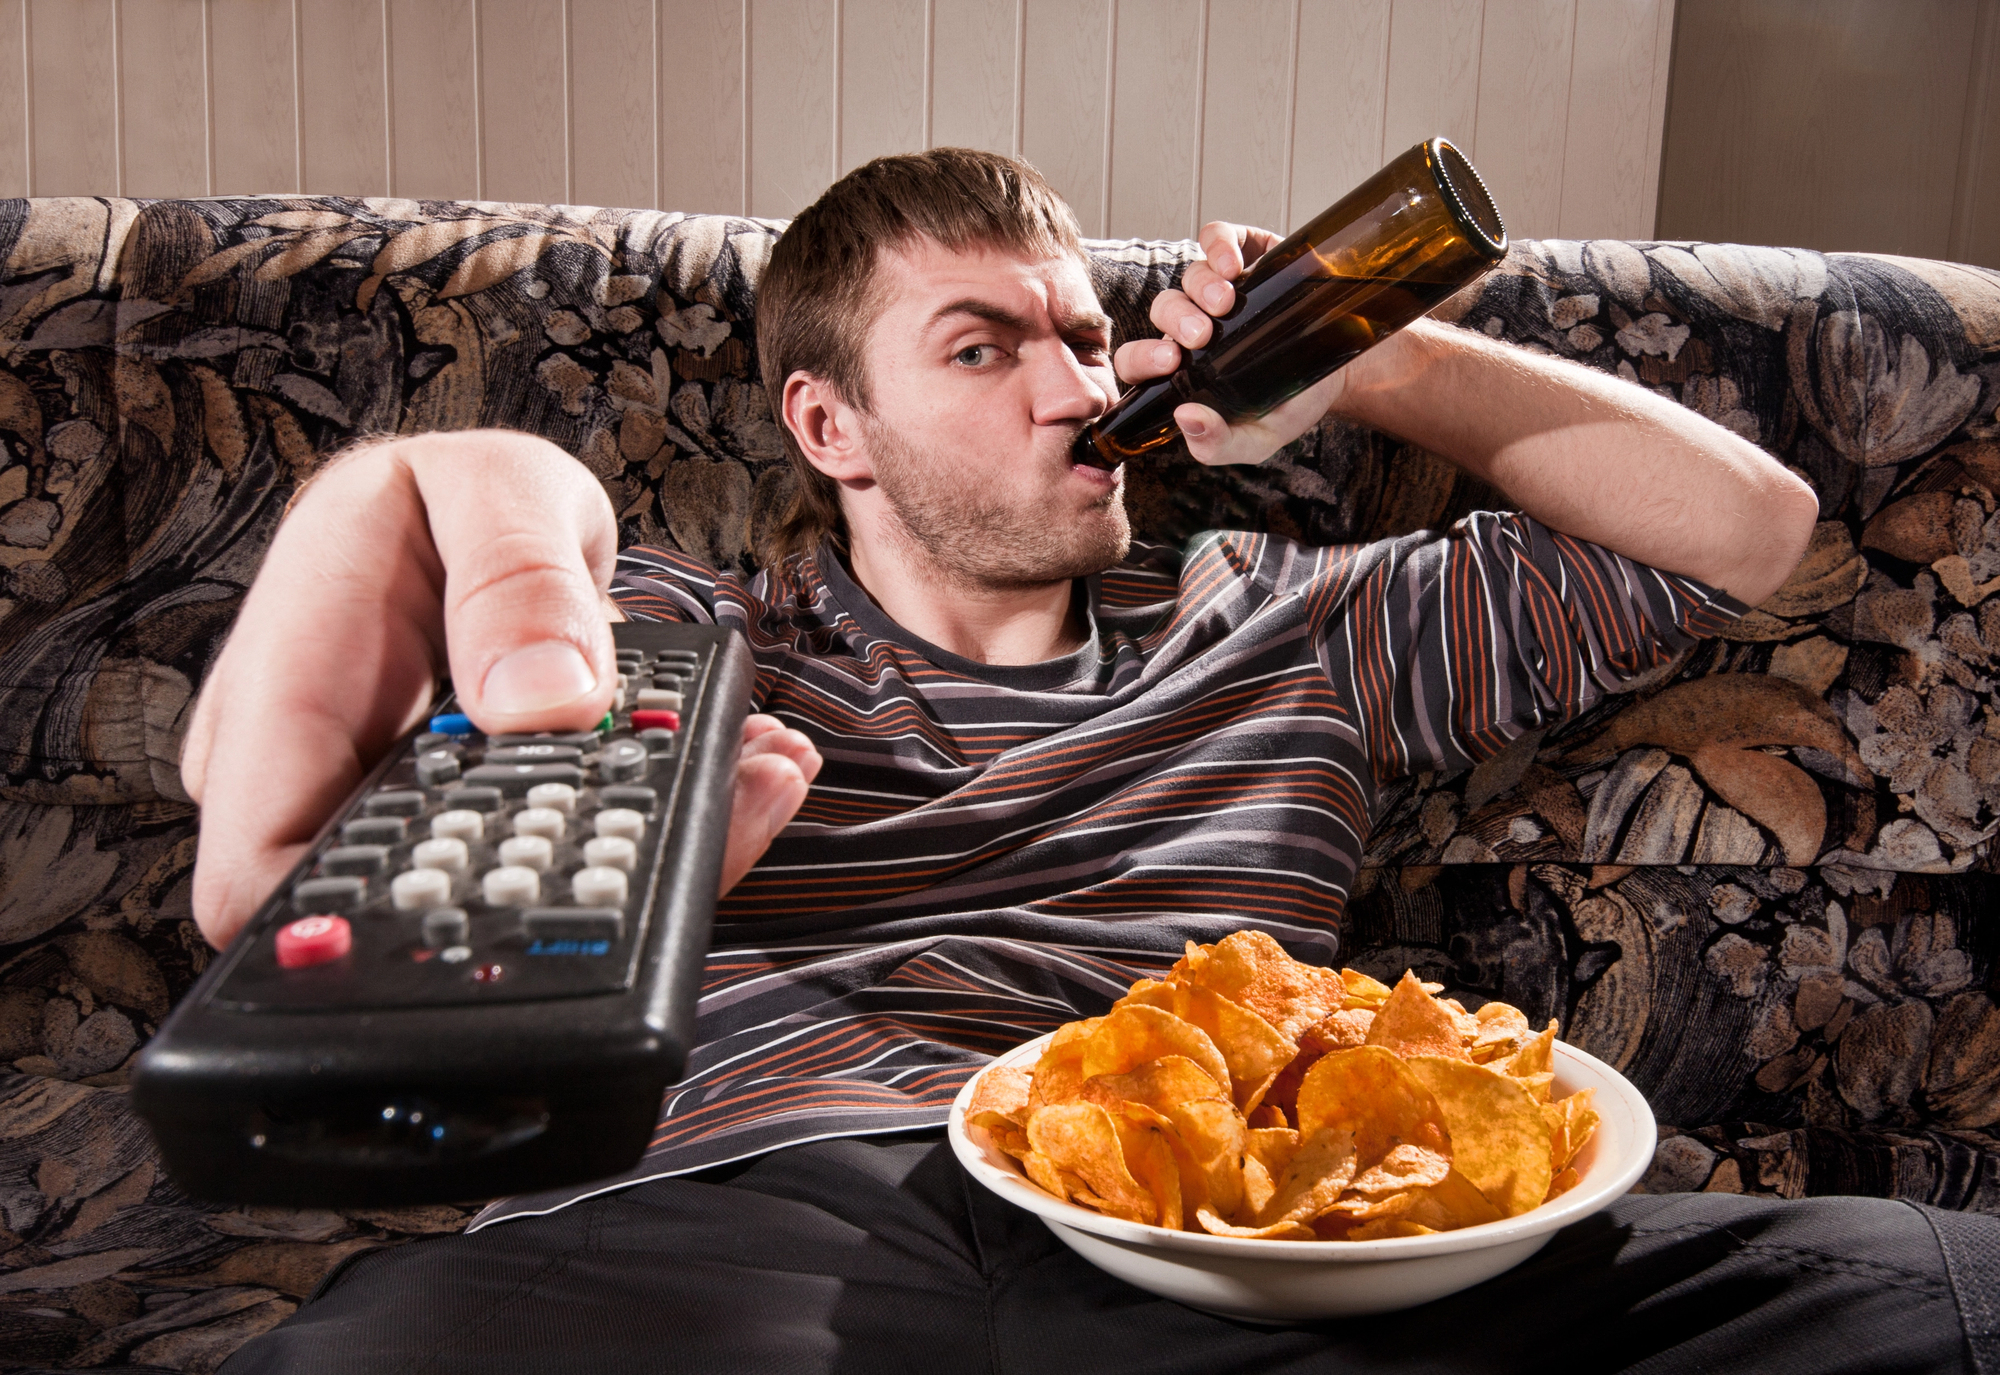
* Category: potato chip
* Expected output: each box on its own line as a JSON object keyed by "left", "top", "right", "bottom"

{"left": 1469, "top": 1001, "right": 1532, "bottom": 1062}
{"left": 1241, "top": 1154, "right": 1278, "bottom": 1219}
{"left": 1078, "top": 1054, "right": 1228, "bottom": 1117}
{"left": 1109, "top": 1104, "right": 1184, "bottom": 1232}
{"left": 1340, "top": 969, "right": 1395, "bottom": 1009}
{"left": 1295, "top": 1046, "right": 1453, "bottom": 1169}
{"left": 1160, "top": 1096, "right": 1247, "bottom": 1221}
{"left": 1501, "top": 1020, "right": 1557, "bottom": 1080}
{"left": 1347, "top": 1141, "right": 1452, "bottom": 1196}
{"left": 1410, "top": 1167, "right": 1505, "bottom": 1229}
{"left": 1026, "top": 1102, "right": 1157, "bottom": 1224}
{"left": 1116, "top": 978, "right": 1296, "bottom": 1111}
{"left": 1321, "top": 1187, "right": 1422, "bottom": 1221}
{"left": 1170, "top": 930, "right": 1348, "bottom": 1038}
{"left": 1255, "top": 1126, "right": 1360, "bottom": 1226}
{"left": 1247, "top": 1102, "right": 1288, "bottom": 1129}
{"left": 1299, "top": 1007, "right": 1375, "bottom": 1055}
{"left": 990, "top": 1125, "right": 1032, "bottom": 1161}
{"left": 1345, "top": 1217, "right": 1438, "bottom": 1240}
{"left": 1365, "top": 971, "right": 1472, "bottom": 1061}
{"left": 1404, "top": 1055, "right": 1553, "bottom": 1218}
{"left": 1546, "top": 1166, "right": 1580, "bottom": 1201}
{"left": 966, "top": 1064, "right": 1033, "bottom": 1131}
{"left": 1079, "top": 1004, "right": 1232, "bottom": 1100}
{"left": 1027, "top": 1017, "right": 1104, "bottom": 1112}
{"left": 1194, "top": 1208, "right": 1317, "bottom": 1240}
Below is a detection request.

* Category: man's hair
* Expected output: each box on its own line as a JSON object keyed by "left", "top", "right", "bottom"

{"left": 757, "top": 147, "right": 1087, "bottom": 563}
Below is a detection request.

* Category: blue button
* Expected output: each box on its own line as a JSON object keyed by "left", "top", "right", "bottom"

{"left": 429, "top": 713, "right": 474, "bottom": 735}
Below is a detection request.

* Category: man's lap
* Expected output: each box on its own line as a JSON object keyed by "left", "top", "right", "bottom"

{"left": 221, "top": 1133, "right": 1979, "bottom": 1375}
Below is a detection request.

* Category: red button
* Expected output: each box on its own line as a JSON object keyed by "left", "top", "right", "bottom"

{"left": 631, "top": 709, "right": 680, "bottom": 732}
{"left": 276, "top": 915, "right": 352, "bottom": 969}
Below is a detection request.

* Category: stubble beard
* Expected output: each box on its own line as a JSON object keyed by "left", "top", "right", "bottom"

{"left": 865, "top": 420, "right": 1131, "bottom": 592}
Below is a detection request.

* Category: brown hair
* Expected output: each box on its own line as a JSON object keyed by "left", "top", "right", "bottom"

{"left": 756, "top": 147, "right": 1086, "bottom": 563}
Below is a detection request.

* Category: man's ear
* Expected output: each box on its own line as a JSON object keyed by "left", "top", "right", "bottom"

{"left": 782, "top": 373, "right": 873, "bottom": 484}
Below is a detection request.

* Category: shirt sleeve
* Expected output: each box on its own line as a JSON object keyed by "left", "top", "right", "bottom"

{"left": 1322, "top": 511, "right": 1749, "bottom": 784}
{"left": 608, "top": 545, "right": 722, "bottom": 623}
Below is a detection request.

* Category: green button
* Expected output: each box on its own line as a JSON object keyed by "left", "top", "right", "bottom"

{"left": 596, "top": 712, "right": 614, "bottom": 734}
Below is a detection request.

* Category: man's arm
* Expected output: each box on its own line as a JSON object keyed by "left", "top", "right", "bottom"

{"left": 1114, "top": 224, "right": 1820, "bottom": 608}
{"left": 183, "top": 430, "right": 820, "bottom": 950}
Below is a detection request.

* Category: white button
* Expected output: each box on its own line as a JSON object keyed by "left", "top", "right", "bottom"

{"left": 498, "top": 834, "right": 555, "bottom": 872}
{"left": 392, "top": 868, "right": 452, "bottom": 912}
{"left": 594, "top": 807, "right": 646, "bottom": 841}
{"left": 439, "top": 945, "right": 472, "bottom": 963}
{"left": 513, "top": 807, "right": 565, "bottom": 841}
{"left": 582, "top": 836, "right": 637, "bottom": 871}
{"left": 482, "top": 866, "right": 540, "bottom": 906}
{"left": 432, "top": 809, "right": 484, "bottom": 843}
{"left": 572, "top": 866, "right": 629, "bottom": 906}
{"left": 411, "top": 837, "right": 469, "bottom": 874}
{"left": 526, "top": 782, "right": 578, "bottom": 814}
{"left": 635, "top": 687, "right": 683, "bottom": 711}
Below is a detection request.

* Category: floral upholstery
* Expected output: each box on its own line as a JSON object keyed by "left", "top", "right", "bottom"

{"left": 3, "top": 195, "right": 2000, "bottom": 1367}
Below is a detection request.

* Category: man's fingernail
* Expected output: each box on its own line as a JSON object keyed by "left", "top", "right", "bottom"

{"left": 1204, "top": 284, "right": 1229, "bottom": 309}
{"left": 1156, "top": 340, "right": 1177, "bottom": 366}
{"left": 1183, "top": 416, "right": 1210, "bottom": 439}
{"left": 1182, "top": 315, "right": 1206, "bottom": 337}
{"left": 484, "top": 641, "right": 597, "bottom": 715}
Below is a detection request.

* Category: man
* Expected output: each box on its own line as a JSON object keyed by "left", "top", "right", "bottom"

{"left": 198, "top": 151, "right": 1982, "bottom": 1372}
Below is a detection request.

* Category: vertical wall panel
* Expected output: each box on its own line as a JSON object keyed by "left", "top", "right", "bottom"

{"left": 299, "top": 0, "right": 387, "bottom": 197}
{"left": 1108, "top": 0, "right": 1201, "bottom": 239}
{"left": 840, "top": 0, "right": 926, "bottom": 174}
{"left": 1557, "top": 0, "right": 1662, "bottom": 239}
{"left": 0, "top": 0, "right": 23, "bottom": 197}
{"left": 1471, "top": 0, "right": 1575, "bottom": 239}
{"left": 659, "top": 0, "right": 743, "bottom": 213}
{"left": 481, "top": 0, "right": 567, "bottom": 203}
{"left": 1289, "top": 0, "right": 1390, "bottom": 231}
{"left": 1640, "top": 0, "right": 1673, "bottom": 234}
{"left": 209, "top": 0, "right": 297, "bottom": 194}
{"left": 748, "top": 0, "right": 837, "bottom": 218}
{"left": 390, "top": 0, "right": 479, "bottom": 199}
{"left": 569, "top": 0, "right": 656, "bottom": 207}
{"left": 930, "top": 0, "right": 1014, "bottom": 155}
{"left": 1382, "top": 0, "right": 1481, "bottom": 160}
{"left": 1021, "top": 0, "right": 1110, "bottom": 235}
{"left": 121, "top": 0, "right": 209, "bottom": 198}
{"left": 1196, "top": 0, "right": 1292, "bottom": 235}
{"left": 28, "top": 0, "right": 117, "bottom": 197}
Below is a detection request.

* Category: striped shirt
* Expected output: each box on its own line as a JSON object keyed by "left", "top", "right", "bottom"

{"left": 470, "top": 515, "right": 1743, "bottom": 1227}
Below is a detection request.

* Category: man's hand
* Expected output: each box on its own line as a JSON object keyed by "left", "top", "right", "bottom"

{"left": 181, "top": 430, "right": 819, "bottom": 951}
{"left": 1111, "top": 220, "right": 1338, "bottom": 466}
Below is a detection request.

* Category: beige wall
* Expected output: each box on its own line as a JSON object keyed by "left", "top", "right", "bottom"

{"left": 0, "top": 0, "right": 1676, "bottom": 241}
{"left": 1658, "top": 0, "right": 2000, "bottom": 267}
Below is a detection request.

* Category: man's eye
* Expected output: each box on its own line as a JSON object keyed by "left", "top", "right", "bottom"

{"left": 1073, "top": 342, "right": 1110, "bottom": 363}
{"left": 955, "top": 345, "right": 993, "bottom": 366}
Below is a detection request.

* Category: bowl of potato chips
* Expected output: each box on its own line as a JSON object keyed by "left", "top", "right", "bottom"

{"left": 948, "top": 931, "right": 1656, "bottom": 1321}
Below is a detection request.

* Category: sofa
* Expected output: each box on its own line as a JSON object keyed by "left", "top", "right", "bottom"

{"left": 1, "top": 192, "right": 1997, "bottom": 1369}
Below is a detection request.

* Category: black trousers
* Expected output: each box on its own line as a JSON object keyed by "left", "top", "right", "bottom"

{"left": 223, "top": 1132, "right": 1997, "bottom": 1374}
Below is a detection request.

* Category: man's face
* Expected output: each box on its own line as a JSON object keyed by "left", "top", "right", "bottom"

{"left": 852, "top": 236, "right": 1129, "bottom": 589}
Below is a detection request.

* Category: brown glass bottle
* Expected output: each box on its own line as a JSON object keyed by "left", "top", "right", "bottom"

{"left": 1075, "top": 137, "right": 1507, "bottom": 469}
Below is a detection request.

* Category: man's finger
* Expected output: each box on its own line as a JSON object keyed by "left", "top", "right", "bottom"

{"left": 721, "top": 753, "right": 810, "bottom": 896}
{"left": 1148, "top": 288, "right": 1214, "bottom": 348}
{"left": 1114, "top": 337, "right": 1181, "bottom": 384}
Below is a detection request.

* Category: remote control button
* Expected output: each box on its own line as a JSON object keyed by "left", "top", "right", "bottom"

{"left": 473, "top": 963, "right": 506, "bottom": 983}
{"left": 430, "top": 712, "right": 475, "bottom": 736}
{"left": 599, "top": 784, "right": 659, "bottom": 815}
{"left": 582, "top": 835, "right": 638, "bottom": 871}
{"left": 392, "top": 867, "right": 453, "bottom": 912}
{"left": 594, "top": 808, "right": 646, "bottom": 842}
{"left": 422, "top": 907, "right": 470, "bottom": 949}
{"left": 523, "top": 908, "right": 624, "bottom": 942}
{"left": 276, "top": 915, "right": 352, "bottom": 969}
{"left": 431, "top": 809, "right": 485, "bottom": 843}
{"left": 416, "top": 749, "right": 462, "bottom": 787}
{"left": 571, "top": 865, "right": 629, "bottom": 906}
{"left": 635, "top": 687, "right": 683, "bottom": 712}
{"left": 413, "top": 732, "right": 453, "bottom": 752}
{"left": 525, "top": 782, "right": 579, "bottom": 814}
{"left": 439, "top": 945, "right": 473, "bottom": 963}
{"left": 656, "top": 650, "right": 701, "bottom": 664}
{"left": 463, "top": 762, "right": 586, "bottom": 795}
{"left": 615, "top": 647, "right": 645, "bottom": 661}
{"left": 482, "top": 866, "right": 540, "bottom": 906}
{"left": 485, "top": 744, "right": 582, "bottom": 764}
{"left": 637, "top": 727, "right": 677, "bottom": 751}
{"left": 489, "top": 731, "right": 602, "bottom": 749}
{"left": 441, "top": 785, "right": 505, "bottom": 813}
{"left": 512, "top": 807, "right": 565, "bottom": 841}
{"left": 597, "top": 739, "right": 649, "bottom": 783}
{"left": 411, "top": 837, "right": 470, "bottom": 874}
{"left": 320, "top": 845, "right": 390, "bottom": 878}
{"left": 364, "top": 789, "right": 427, "bottom": 818}
{"left": 497, "top": 834, "right": 554, "bottom": 872}
{"left": 631, "top": 709, "right": 680, "bottom": 732}
{"left": 341, "top": 816, "right": 407, "bottom": 846}
{"left": 293, "top": 876, "right": 365, "bottom": 915}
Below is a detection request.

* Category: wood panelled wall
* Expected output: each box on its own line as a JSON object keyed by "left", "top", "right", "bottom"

{"left": 0, "top": 0, "right": 1676, "bottom": 241}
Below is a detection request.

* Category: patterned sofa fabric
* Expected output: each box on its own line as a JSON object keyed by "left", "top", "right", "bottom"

{"left": 3, "top": 196, "right": 2000, "bottom": 1367}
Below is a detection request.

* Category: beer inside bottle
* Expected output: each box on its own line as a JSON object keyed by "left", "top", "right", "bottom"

{"left": 1075, "top": 137, "right": 1507, "bottom": 469}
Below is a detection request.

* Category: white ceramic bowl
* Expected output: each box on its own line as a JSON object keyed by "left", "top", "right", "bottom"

{"left": 948, "top": 1031, "right": 1656, "bottom": 1322}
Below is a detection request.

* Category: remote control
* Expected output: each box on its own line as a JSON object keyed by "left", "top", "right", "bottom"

{"left": 132, "top": 622, "right": 756, "bottom": 1206}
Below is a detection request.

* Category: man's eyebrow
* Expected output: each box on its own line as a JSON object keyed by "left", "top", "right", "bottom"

{"left": 925, "top": 298, "right": 1113, "bottom": 338}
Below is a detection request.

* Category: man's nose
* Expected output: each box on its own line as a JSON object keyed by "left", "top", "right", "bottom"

{"left": 1029, "top": 341, "right": 1114, "bottom": 427}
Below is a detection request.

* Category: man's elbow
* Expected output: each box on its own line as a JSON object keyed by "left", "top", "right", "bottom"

{"left": 1725, "top": 467, "right": 1822, "bottom": 609}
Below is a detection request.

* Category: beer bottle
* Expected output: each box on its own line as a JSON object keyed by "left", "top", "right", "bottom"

{"left": 1075, "top": 137, "right": 1507, "bottom": 469}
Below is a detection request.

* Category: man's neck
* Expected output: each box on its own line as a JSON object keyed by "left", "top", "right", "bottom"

{"left": 842, "top": 534, "right": 1085, "bottom": 666}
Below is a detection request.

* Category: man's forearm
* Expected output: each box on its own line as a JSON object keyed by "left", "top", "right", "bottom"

{"left": 1331, "top": 318, "right": 1819, "bottom": 607}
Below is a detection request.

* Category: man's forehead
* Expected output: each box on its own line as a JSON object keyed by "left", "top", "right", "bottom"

{"left": 878, "top": 236, "right": 1107, "bottom": 332}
